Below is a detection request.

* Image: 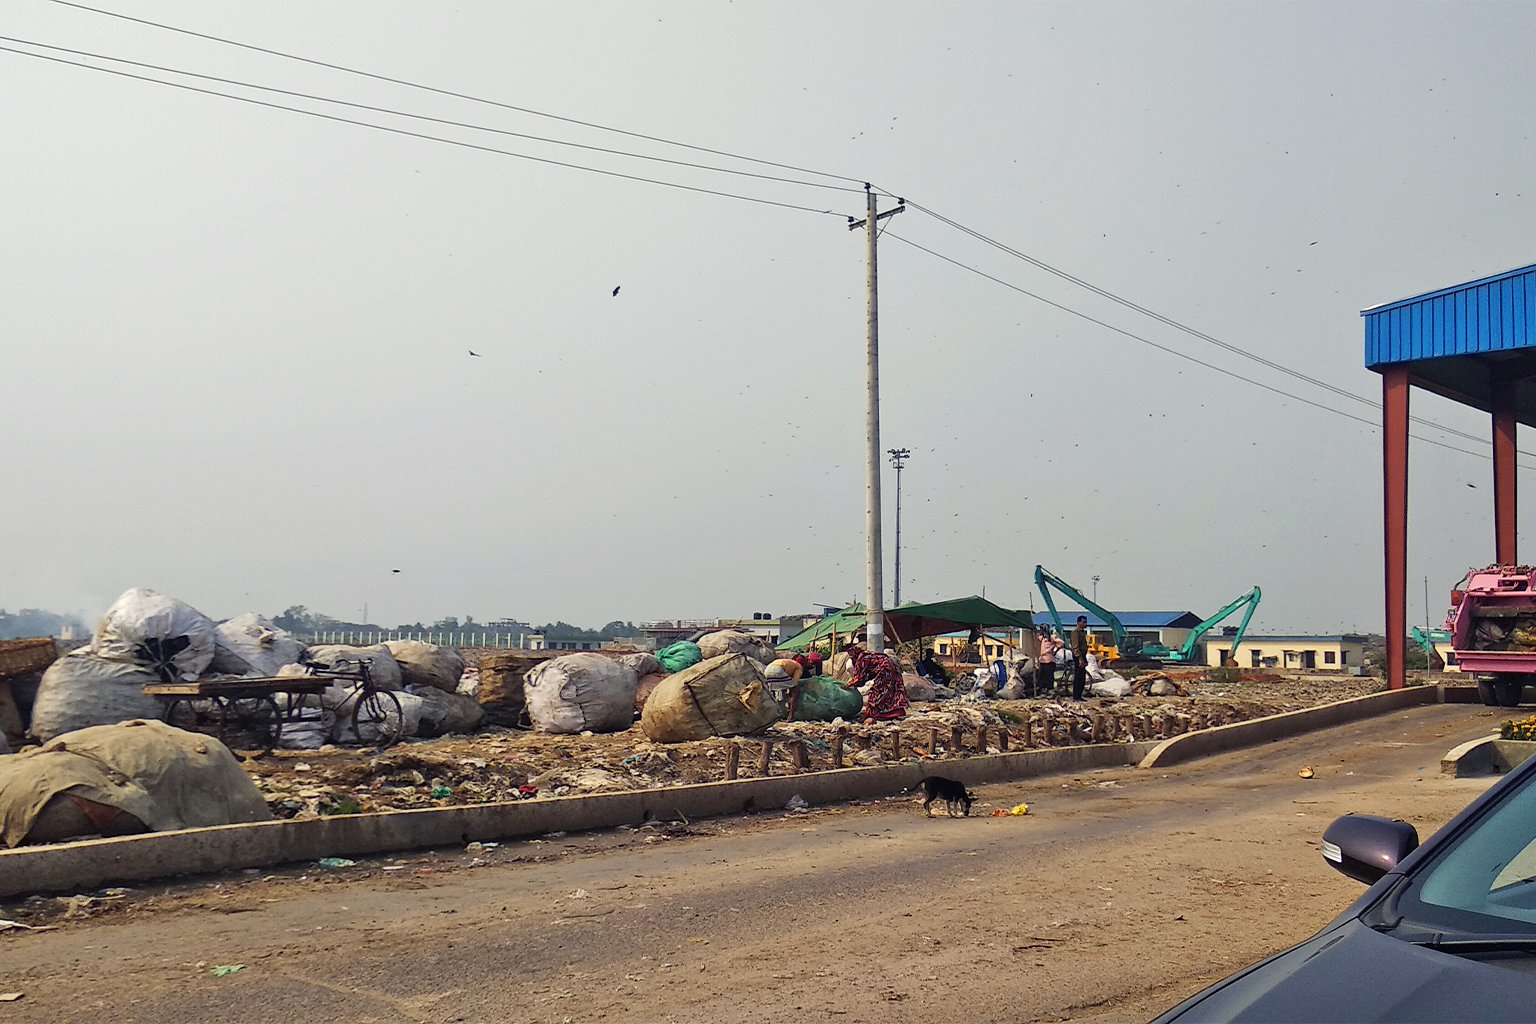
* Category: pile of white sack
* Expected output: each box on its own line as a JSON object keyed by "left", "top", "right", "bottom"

{"left": 26, "top": 587, "right": 483, "bottom": 748}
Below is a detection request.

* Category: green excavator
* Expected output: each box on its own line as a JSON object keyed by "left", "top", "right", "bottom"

{"left": 1033, "top": 565, "right": 1261, "bottom": 666}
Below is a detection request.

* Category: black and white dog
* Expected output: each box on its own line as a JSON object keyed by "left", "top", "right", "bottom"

{"left": 912, "top": 776, "right": 975, "bottom": 818}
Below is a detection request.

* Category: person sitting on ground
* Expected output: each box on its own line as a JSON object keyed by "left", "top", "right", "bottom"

{"left": 846, "top": 644, "right": 909, "bottom": 722}
{"left": 914, "top": 647, "right": 951, "bottom": 685}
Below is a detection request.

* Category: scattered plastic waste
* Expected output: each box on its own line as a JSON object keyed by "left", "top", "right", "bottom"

{"left": 993, "top": 802, "right": 1030, "bottom": 816}
{"left": 786, "top": 795, "right": 809, "bottom": 811}
{"left": 317, "top": 857, "right": 356, "bottom": 869}
{"left": 211, "top": 965, "right": 245, "bottom": 977}
{"left": 1298, "top": 766, "right": 1315, "bottom": 779}
{"left": 432, "top": 786, "right": 453, "bottom": 799}
{"left": 0, "top": 993, "right": 23, "bottom": 1002}
{"left": 570, "top": 888, "right": 590, "bottom": 899}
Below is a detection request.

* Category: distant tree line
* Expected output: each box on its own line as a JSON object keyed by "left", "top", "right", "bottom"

{"left": 269, "top": 605, "right": 636, "bottom": 640}
{"left": 0, "top": 608, "right": 90, "bottom": 640}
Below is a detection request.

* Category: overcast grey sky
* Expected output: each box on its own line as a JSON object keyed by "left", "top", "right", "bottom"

{"left": 4, "top": 0, "right": 1535, "bottom": 633}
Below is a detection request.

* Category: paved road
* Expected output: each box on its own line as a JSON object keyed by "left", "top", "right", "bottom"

{"left": 0, "top": 703, "right": 1503, "bottom": 1023}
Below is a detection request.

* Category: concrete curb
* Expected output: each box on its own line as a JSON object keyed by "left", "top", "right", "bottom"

{"left": 1440, "top": 736, "right": 1536, "bottom": 777}
{"left": 0, "top": 739, "right": 1156, "bottom": 898}
{"left": 1137, "top": 686, "right": 1439, "bottom": 770}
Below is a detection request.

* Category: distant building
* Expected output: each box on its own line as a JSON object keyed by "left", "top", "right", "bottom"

{"left": 1206, "top": 634, "right": 1368, "bottom": 671}
{"left": 641, "top": 611, "right": 807, "bottom": 648}
{"left": 527, "top": 634, "right": 602, "bottom": 652}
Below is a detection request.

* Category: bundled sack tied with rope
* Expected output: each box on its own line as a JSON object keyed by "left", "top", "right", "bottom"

{"left": 641, "top": 653, "right": 782, "bottom": 742}
{"left": 383, "top": 640, "right": 464, "bottom": 693}
{"left": 696, "top": 630, "right": 778, "bottom": 665}
{"left": 28, "top": 653, "right": 167, "bottom": 743}
{"left": 524, "top": 653, "right": 638, "bottom": 734}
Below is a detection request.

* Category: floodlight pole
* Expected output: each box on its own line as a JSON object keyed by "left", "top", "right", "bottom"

{"left": 848, "top": 185, "right": 904, "bottom": 652}
{"left": 889, "top": 448, "right": 911, "bottom": 606}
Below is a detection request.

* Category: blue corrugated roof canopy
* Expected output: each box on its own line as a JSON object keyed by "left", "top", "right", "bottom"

{"left": 1363, "top": 262, "right": 1536, "bottom": 423}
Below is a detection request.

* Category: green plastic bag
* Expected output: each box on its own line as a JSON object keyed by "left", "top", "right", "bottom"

{"left": 793, "top": 675, "right": 864, "bottom": 722}
{"left": 657, "top": 641, "right": 703, "bottom": 674}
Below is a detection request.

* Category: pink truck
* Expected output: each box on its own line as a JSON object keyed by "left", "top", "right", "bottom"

{"left": 1448, "top": 564, "right": 1536, "bottom": 707}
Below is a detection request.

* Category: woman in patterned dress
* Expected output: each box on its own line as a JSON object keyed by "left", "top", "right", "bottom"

{"left": 846, "top": 644, "right": 909, "bottom": 722}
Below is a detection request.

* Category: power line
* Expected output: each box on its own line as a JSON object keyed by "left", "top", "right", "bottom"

{"left": 0, "top": 34, "right": 863, "bottom": 198}
{"left": 48, "top": 0, "right": 866, "bottom": 187}
{"left": 886, "top": 231, "right": 1536, "bottom": 468}
{"left": 900, "top": 200, "right": 1494, "bottom": 448}
{"left": 0, "top": 44, "right": 850, "bottom": 218}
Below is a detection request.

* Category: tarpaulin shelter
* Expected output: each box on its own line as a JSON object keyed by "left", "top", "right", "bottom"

{"left": 776, "top": 604, "right": 867, "bottom": 652}
{"left": 881, "top": 596, "right": 1034, "bottom": 642}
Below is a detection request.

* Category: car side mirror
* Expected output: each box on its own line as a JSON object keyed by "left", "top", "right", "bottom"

{"left": 1321, "top": 813, "right": 1420, "bottom": 885}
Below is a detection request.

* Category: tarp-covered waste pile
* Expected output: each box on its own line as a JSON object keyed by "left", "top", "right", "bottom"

{"left": 642, "top": 654, "right": 782, "bottom": 742}
{"left": 29, "top": 653, "right": 166, "bottom": 743}
{"left": 696, "top": 630, "right": 778, "bottom": 665}
{"left": 208, "top": 614, "right": 307, "bottom": 677}
{"left": 91, "top": 588, "right": 216, "bottom": 683}
{"left": 793, "top": 675, "right": 864, "bottom": 722}
{"left": 524, "top": 653, "right": 638, "bottom": 734}
{"left": 384, "top": 640, "right": 464, "bottom": 693}
{"left": 655, "top": 641, "right": 702, "bottom": 674}
{"left": 0, "top": 719, "right": 271, "bottom": 847}
{"left": 476, "top": 650, "right": 556, "bottom": 727}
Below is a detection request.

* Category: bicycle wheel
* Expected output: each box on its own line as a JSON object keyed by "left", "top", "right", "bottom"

{"left": 350, "top": 689, "right": 404, "bottom": 751}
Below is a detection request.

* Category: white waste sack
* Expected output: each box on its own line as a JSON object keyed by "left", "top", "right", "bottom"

{"left": 1085, "top": 653, "right": 1105, "bottom": 683}
{"left": 276, "top": 681, "right": 422, "bottom": 745}
{"left": 303, "top": 645, "right": 404, "bottom": 691}
{"left": 271, "top": 693, "right": 330, "bottom": 750}
{"left": 29, "top": 653, "right": 167, "bottom": 742}
{"left": 618, "top": 652, "right": 664, "bottom": 679}
{"left": 1088, "top": 673, "right": 1133, "bottom": 698}
{"left": 524, "top": 654, "right": 638, "bottom": 734}
{"left": 209, "top": 613, "right": 307, "bottom": 677}
{"left": 383, "top": 640, "right": 464, "bottom": 693}
{"left": 91, "top": 588, "right": 216, "bottom": 682}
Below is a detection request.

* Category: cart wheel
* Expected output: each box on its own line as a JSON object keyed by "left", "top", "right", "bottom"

{"left": 352, "top": 689, "right": 405, "bottom": 750}
{"left": 163, "top": 698, "right": 200, "bottom": 732}
{"left": 1496, "top": 679, "right": 1525, "bottom": 708}
{"left": 224, "top": 696, "right": 282, "bottom": 755}
{"left": 1478, "top": 680, "right": 1500, "bottom": 706}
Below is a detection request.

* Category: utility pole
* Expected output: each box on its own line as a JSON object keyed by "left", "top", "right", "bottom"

{"left": 1092, "top": 576, "right": 1101, "bottom": 603}
{"left": 888, "top": 448, "right": 911, "bottom": 606}
{"left": 849, "top": 184, "right": 904, "bottom": 652}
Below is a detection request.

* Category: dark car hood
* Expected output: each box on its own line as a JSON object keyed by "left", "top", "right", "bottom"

{"left": 1159, "top": 920, "right": 1536, "bottom": 1022}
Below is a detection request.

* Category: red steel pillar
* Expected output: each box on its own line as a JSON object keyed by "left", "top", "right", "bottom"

{"left": 1493, "top": 379, "right": 1518, "bottom": 565}
{"left": 1383, "top": 367, "right": 1410, "bottom": 691}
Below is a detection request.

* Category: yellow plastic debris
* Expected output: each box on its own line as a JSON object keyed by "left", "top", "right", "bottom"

{"left": 1007, "top": 802, "right": 1030, "bottom": 816}
{"left": 1299, "top": 766, "right": 1315, "bottom": 779}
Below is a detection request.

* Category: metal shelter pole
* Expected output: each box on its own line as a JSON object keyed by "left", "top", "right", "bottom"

{"left": 1494, "top": 379, "right": 1518, "bottom": 565}
{"left": 1383, "top": 367, "right": 1410, "bottom": 691}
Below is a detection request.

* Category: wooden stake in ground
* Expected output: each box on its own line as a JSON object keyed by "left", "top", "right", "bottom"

{"left": 725, "top": 743, "right": 741, "bottom": 781}
{"left": 757, "top": 740, "right": 772, "bottom": 778}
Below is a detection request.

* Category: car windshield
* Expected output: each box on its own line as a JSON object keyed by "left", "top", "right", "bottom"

{"left": 1396, "top": 767, "right": 1536, "bottom": 936}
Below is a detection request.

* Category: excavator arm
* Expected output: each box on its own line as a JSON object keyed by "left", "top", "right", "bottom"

{"left": 1172, "top": 586, "right": 1261, "bottom": 664}
{"left": 1033, "top": 565, "right": 1141, "bottom": 657}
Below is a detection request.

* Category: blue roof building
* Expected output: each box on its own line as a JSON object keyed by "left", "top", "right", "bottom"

{"left": 1364, "top": 262, "right": 1536, "bottom": 690}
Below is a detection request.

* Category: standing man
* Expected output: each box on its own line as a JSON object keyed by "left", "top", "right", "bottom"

{"left": 1071, "top": 615, "right": 1090, "bottom": 700}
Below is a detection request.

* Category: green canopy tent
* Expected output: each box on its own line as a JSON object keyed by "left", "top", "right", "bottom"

{"left": 776, "top": 603, "right": 867, "bottom": 652}
{"left": 882, "top": 596, "right": 1033, "bottom": 642}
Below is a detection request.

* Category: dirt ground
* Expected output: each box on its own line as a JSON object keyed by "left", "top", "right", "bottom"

{"left": 0, "top": 702, "right": 1497, "bottom": 1023}
{"left": 235, "top": 671, "right": 1386, "bottom": 819}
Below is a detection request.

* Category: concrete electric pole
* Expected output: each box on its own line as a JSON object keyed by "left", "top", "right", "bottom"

{"left": 849, "top": 184, "right": 904, "bottom": 652}
{"left": 889, "top": 448, "right": 911, "bottom": 607}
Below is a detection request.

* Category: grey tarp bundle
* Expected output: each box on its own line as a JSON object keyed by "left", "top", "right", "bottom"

{"left": 618, "top": 652, "right": 664, "bottom": 679}
{"left": 91, "top": 587, "right": 216, "bottom": 682}
{"left": 524, "top": 654, "right": 638, "bottom": 734}
{"left": 409, "top": 685, "right": 485, "bottom": 737}
{"left": 29, "top": 653, "right": 167, "bottom": 742}
{"left": 641, "top": 654, "right": 782, "bottom": 742}
{"left": 0, "top": 719, "right": 271, "bottom": 847}
{"left": 384, "top": 640, "right": 464, "bottom": 693}
{"left": 303, "top": 644, "right": 404, "bottom": 691}
{"left": 209, "top": 613, "right": 308, "bottom": 677}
